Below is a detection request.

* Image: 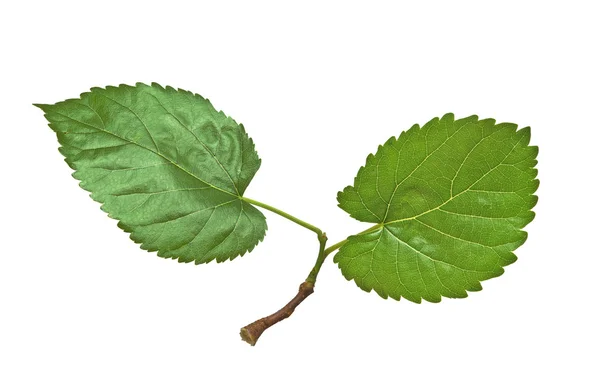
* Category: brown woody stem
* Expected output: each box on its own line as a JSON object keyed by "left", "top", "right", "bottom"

{"left": 240, "top": 233, "right": 327, "bottom": 345}
{"left": 240, "top": 281, "right": 315, "bottom": 346}
{"left": 239, "top": 225, "right": 382, "bottom": 345}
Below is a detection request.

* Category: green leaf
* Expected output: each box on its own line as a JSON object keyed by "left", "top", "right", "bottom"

{"left": 36, "top": 83, "right": 266, "bottom": 264}
{"left": 335, "top": 113, "right": 538, "bottom": 303}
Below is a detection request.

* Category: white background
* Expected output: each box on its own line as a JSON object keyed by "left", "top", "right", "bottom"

{"left": 1, "top": 1, "right": 598, "bottom": 384}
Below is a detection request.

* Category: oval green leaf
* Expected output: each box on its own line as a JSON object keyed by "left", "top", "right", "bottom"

{"left": 336, "top": 114, "right": 538, "bottom": 302}
{"left": 36, "top": 83, "right": 267, "bottom": 264}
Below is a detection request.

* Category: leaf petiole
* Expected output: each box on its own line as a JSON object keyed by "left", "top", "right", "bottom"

{"left": 305, "top": 232, "right": 328, "bottom": 284}
{"left": 242, "top": 197, "right": 324, "bottom": 237}
{"left": 324, "top": 223, "right": 383, "bottom": 257}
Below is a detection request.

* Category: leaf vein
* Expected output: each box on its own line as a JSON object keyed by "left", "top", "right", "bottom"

{"left": 384, "top": 227, "right": 493, "bottom": 274}
{"left": 51, "top": 109, "right": 237, "bottom": 199}
{"left": 382, "top": 119, "right": 470, "bottom": 221}
{"left": 144, "top": 91, "right": 240, "bottom": 195}
{"left": 95, "top": 93, "right": 160, "bottom": 152}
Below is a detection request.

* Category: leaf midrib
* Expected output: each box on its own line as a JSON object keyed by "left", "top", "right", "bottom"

{"left": 142, "top": 90, "right": 241, "bottom": 195}
{"left": 51, "top": 106, "right": 240, "bottom": 200}
{"left": 349, "top": 126, "right": 527, "bottom": 291}
{"left": 381, "top": 119, "right": 472, "bottom": 221}
{"left": 382, "top": 129, "right": 525, "bottom": 227}
{"left": 353, "top": 132, "right": 526, "bottom": 262}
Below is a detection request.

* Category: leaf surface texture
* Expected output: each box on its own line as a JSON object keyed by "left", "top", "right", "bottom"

{"left": 336, "top": 114, "right": 538, "bottom": 302}
{"left": 37, "top": 83, "right": 266, "bottom": 264}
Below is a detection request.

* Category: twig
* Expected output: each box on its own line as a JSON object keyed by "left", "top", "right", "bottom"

{"left": 240, "top": 281, "right": 315, "bottom": 346}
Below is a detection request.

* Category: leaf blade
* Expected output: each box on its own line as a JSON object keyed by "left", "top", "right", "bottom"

{"left": 336, "top": 113, "right": 538, "bottom": 302}
{"left": 37, "top": 83, "right": 266, "bottom": 264}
